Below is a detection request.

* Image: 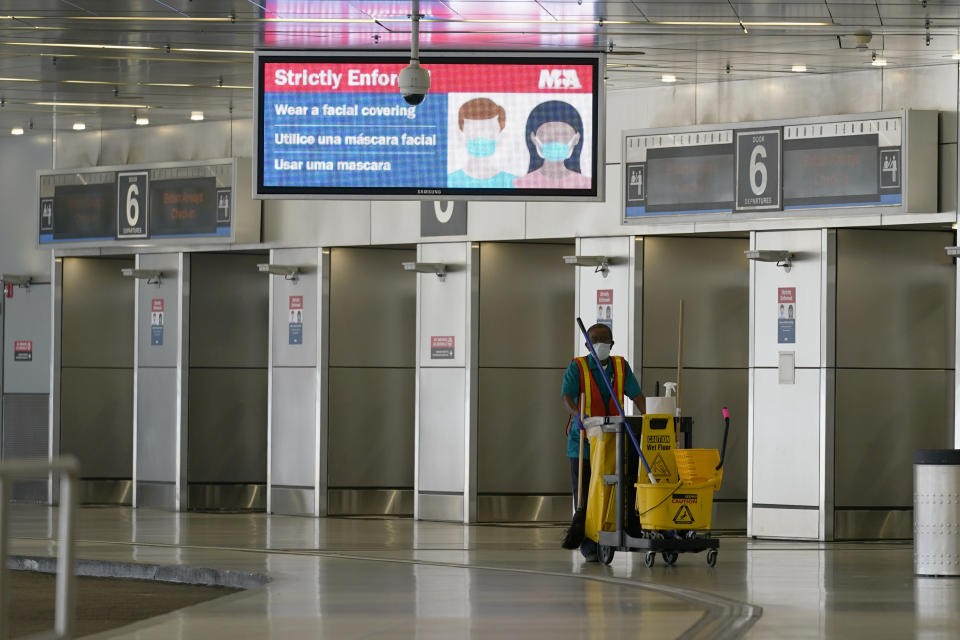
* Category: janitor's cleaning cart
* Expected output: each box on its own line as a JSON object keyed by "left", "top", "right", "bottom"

{"left": 586, "top": 408, "right": 731, "bottom": 567}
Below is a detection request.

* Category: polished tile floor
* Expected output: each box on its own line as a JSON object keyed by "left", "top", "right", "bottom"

{"left": 7, "top": 505, "right": 959, "bottom": 639}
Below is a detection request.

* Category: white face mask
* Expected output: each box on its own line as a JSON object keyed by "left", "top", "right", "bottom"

{"left": 593, "top": 342, "right": 612, "bottom": 361}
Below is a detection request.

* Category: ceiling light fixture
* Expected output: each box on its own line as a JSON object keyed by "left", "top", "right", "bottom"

{"left": 10, "top": 127, "right": 23, "bottom": 135}
{"left": 2, "top": 41, "right": 157, "bottom": 51}
{"left": 871, "top": 53, "right": 887, "bottom": 67}
{"left": 140, "top": 82, "right": 193, "bottom": 87}
{"left": 661, "top": 73, "right": 677, "bottom": 83}
{"left": 171, "top": 47, "right": 255, "bottom": 54}
{"left": 72, "top": 122, "right": 85, "bottom": 130}
{"left": 217, "top": 84, "right": 252, "bottom": 89}
{"left": 791, "top": 64, "right": 807, "bottom": 72}
{"left": 952, "top": 52, "right": 960, "bottom": 60}
{"left": 0, "top": 76, "right": 38, "bottom": 82}
{"left": 135, "top": 116, "right": 149, "bottom": 126}
{"left": 190, "top": 111, "right": 204, "bottom": 121}
{"left": 32, "top": 101, "right": 149, "bottom": 108}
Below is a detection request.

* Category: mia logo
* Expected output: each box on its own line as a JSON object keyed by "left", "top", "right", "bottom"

{"left": 538, "top": 69, "right": 582, "bottom": 90}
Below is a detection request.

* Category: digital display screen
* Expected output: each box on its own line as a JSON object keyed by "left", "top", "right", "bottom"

{"left": 645, "top": 144, "right": 734, "bottom": 213}
{"left": 783, "top": 134, "right": 881, "bottom": 207}
{"left": 52, "top": 183, "right": 115, "bottom": 240}
{"left": 256, "top": 53, "right": 602, "bottom": 199}
{"left": 149, "top": 177, "right": 218, "bottom": 236}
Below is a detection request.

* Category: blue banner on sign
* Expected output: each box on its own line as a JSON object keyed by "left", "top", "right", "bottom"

{"left": 778, "top": 318, "right": 795, "bottom": 344}
{"left": 289, "top": 322, "right": 303, "bottom": 345}
{"left": 151, "top": 326, "right": 163, "bottom": 346}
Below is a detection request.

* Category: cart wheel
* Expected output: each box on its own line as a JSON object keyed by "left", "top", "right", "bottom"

{"left": 598, "top": 545, "right": 615, "bottom": 565}
{"left": 644, "top": 552, "right": 655, "bottom": 568}
{"left": 662, "top": 551, "right": 679, "bottom": 566}
{"left": 706, "top": 549, "right": 718, "bottom": 567}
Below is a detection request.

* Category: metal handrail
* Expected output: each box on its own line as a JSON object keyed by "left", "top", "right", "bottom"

{"left": 0, "top": 457, "right": 79, "bottom": 640}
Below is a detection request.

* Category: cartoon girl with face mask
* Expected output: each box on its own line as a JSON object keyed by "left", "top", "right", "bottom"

{"left": 514, "top": 100, "right": 591, "bottom": 189}
{"left": 447, "top": 98, "right": 517, "bottom": 188}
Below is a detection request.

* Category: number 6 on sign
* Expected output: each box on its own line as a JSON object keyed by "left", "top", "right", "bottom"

{"left": 749, "top": 144, "right": 767, "bottom": 196}
{"left": 735, "top": 128, "right": 781, "bottom": 212}
{"left": 126, "top": 182, "right": 140, "bottom": 227}
{"left": 117, "top": 171, "right": 149, "bottom": 239}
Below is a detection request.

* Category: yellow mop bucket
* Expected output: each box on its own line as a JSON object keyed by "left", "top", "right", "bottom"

{"left": 636, "top": 448, "right": 721, "bottom": 531}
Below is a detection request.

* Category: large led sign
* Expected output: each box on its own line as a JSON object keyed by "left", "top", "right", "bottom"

{"left": 255, "top": 51, "right": 604, "bottom": 200}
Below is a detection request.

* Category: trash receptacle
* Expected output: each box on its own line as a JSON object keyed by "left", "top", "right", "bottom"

{"left": 914, "top": 449, "right": 960, "bottom": 576}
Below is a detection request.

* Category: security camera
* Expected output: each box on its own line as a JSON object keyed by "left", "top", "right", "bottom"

{"left": 399, "top": 61, "right": 430, "bottom": 106}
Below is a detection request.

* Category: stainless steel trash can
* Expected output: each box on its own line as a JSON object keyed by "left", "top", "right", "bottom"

{"left": 914, "top": 450, "right": 960, "bottom": 576}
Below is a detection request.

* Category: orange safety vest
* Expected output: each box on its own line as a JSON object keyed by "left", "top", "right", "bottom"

{"left": 575, "top": 355, "right": 626, "bottom": 418}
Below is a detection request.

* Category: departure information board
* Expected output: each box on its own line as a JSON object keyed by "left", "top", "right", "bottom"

{"left": 255, "top": 51, "right": 604, "bottom": 200}
{"left": 623, "top": 111, "right": 935, "bottom": 222}
{"left": 38, "top": 160, "right": 237, "bottom": 246}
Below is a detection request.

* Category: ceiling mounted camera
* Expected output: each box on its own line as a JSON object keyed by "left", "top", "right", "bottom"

{"left": 400, "top": 0, "right": 430, "bottom": 106}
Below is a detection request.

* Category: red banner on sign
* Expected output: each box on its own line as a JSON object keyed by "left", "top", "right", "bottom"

{"left": 263, "top": 62, "right": 594, "bottom": 94}
{"left": 14, "top": 340, "right": 31, "bottom": 352}
{"left": 596, "top": 289, "right": 613, "bottom": 305}
{"left": 289, "top": 295, "right": 303, "bottom": 310}
{"left": 151, "top": 298, "right": 164, "bottom": 313}
{"left": 778, "top": 287, "right": 796, "bottom": 304}
{"left": 431, "top": 336, "right": 454, "bottom": 349}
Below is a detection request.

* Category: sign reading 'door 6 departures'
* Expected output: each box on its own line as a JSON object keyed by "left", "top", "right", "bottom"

{"left": 256, "top": 52, "right": 603, "bottom": 200}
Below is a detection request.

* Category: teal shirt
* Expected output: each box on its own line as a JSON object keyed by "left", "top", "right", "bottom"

{"left": 447, "top": 170, "right": 516, "bottom": 188}
{"left": 562, "top": 357, "right": 642, "bottom": 458}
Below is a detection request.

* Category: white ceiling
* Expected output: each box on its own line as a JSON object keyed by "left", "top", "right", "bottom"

{"left": 0, "top": 1, "right": 958, "bottom": 133}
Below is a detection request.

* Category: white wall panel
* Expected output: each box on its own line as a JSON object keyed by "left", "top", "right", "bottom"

{"left": 695, "top": 70, "right": 883, "bottom": 125}
{"left": 0, "top": 134, "right": 52, "bottom": 278}
{"left": 263, "top": 199, "right": 371, "bottom": 247}
{"left": 751, "top": 506, "right": 820, "bottom": 540}
{"left": 752, "top": 367, "right": 822, "bottom": 507}
{"left": 466, "top": 201, "right": 525, "bottom": 241}
{"left": 576, "top": 236, "right": 633, "bottom": 358}
{"left": 271, "top": 248, "right": 320, "bottom": 368}
{"left": 605, "top": 84, "right": 698, "bottom": 163}
{"left": 271, "top": 366, "right": 317, "bottom": 487}
{"left": 418, "top": 367, "right": 466, "bottom": 493}
{"left": 419, "top": 243, "right": 470, "bottom": 368}
{"left": 370, "top": 200, "right": 419, "bottom": 245}
{"left": 753, "top": 230, "right": 825, "bottom": 368}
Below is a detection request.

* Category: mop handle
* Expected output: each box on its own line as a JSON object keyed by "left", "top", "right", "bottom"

{"left": 717, "top": 407, "right": 731, "bottom": 470}
{"left": 576, "top": 317, "right": 656, "bottom": 483}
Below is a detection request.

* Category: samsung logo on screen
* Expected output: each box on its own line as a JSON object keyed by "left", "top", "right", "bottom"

{"left": 538, "top": 69, "right": 582, "bottom": 90}
{"left": 417, "top": 189, "right": 442, "bottom": 195}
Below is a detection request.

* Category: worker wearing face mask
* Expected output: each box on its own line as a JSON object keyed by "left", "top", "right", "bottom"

{"left": 447, "top": 97, "right": 517, "bottom": 188}
{"left": 561, "top": 323, "right": 645, "bottom": 560}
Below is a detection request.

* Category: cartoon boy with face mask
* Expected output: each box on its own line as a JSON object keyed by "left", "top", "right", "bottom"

{"left": 447, "top": 98, "right": 517, "bottom": 188}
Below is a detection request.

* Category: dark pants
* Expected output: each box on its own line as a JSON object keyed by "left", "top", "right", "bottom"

{"left": 569, "top": 456, "right": 597, "bottom": 558}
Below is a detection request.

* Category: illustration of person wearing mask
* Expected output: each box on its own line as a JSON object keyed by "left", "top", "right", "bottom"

{"left": 447, "top": 98, "right": 516, "bottom": 188}
{"left": 514, "top": 100, "right": 591, "bottom": 189}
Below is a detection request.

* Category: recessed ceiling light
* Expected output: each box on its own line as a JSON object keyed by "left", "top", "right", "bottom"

{"left": 952, "top": 52, "right": 960, "bottom": 61}
{"left": 661, "top": 74, "right": 677, "bottom": 83}
{"left": 791, "top": 64, "right": 807, "bottom": 72}
{"left": 10, "top": 127, "right": 23, "bottom": 135}
{"left": 871, "top": 54, "right": 887, "bottom": 67}
{"left": 190, "top": 111, "right": 204, "bottom": 121}
{"left": 72, "top": 122, "right": 86, "bottom": 130}
{"left": 135, "top": 116, "right": 149, "bottom": 126}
